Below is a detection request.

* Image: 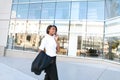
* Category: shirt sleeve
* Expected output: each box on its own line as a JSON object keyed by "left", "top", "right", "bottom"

{"left": 39, "top": 38, "right": 46, "bottom": 50}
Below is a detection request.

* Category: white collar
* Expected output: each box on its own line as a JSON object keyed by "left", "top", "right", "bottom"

{"left": 46, "top": 34, "right": 54, "bottom": 38}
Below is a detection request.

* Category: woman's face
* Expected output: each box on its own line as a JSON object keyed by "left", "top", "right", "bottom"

{"left": 49, "top": 27, "right": 56, "bottom": 35}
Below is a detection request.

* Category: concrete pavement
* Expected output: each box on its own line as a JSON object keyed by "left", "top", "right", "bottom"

{"left": 0, "top": 63, "right": 37, "bottom": 80}
{"left": 0, "top": 56, "right": 120, "bottom": 80}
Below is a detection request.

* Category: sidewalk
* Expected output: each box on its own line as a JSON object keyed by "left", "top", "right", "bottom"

{"left": 0, "top": 56, "right": 120, "bottom": 80}
{"left": 0, "top": 63, "right": 37, "bottom": 80}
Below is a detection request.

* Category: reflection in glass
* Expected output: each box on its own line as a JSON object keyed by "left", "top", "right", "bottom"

{"left": 9, "top": 20, "right": 16, "bottom": 35}
{"left": 18, "top": 0, "right": 29, "bottom": 2}
{"left": 105, "top": 0, "right": 120, "bottom": 19}
{"left": 28, "top": 3, "right": 41, "bottom": 19}
{"left": 26, "top": 20, "right": 39, "bottom": 34}
{"left": 70, "top": 21, "right": 86, "bottom": 56}
{"left": 40, "top": 21, "right": 54, "bottom": 35}
{"left": 88, "top": 1, "right": 104, "bottom": 20}
{"left": 10, "top": 20, "right": 27, "bottom": 50}
{"left": 77, "top": 34, "right": 103, "bottom": 57}
{"left": 8, "top": 20, "right": 40, "bottom": 51}
{"left": 85, "top": 21, "right": 104, "bottom": 57}
{"left": 11, "top": 4, "right": 17, "bottom": 18}
{"left": 23, "top": 34, "right": 40, "bottom": 51}
{"left": 30, "top": 0, "right": 42, "bottom": 2}
{"left": 55, "top": 21, "right": 69, "bottom": 55}
{"left": 87, "top": 21, "right": 104, "bottom": 34}
{"left": 70, "top": 21, "right": 86, "bottom": 34}
{"left": 58, "top": 35, "right": 68, "bottom": 55}
{"left": 41, "top": 3, "right": 55, "bottom": 19}
{"left": 70, "top": 20, "right": 104, "bottom": 57}
{"left": 43, "top": 0, "right": 56, "bottom": 2}
{"left": 79, "top": 2, "right": 87, "bottom": 19}
{"left": 11, "top": 33, "right": 40, "bottom": 51}
{"left": 55, "top": 2, "right": 71, "bottom": 19}
{"left": 55, "top": 21, "right": 69, "bottom": 33}
{"left": 12, "top": 0, "right": 18, "bottom": 3}
{"left": 9, "top": 0, "right": 108, "bottom": 58}
{"left": 7, "top": 33, "right": 15, "bottom": 49}
{"left": 71, "top": 2, "right": 87, "bottom": 20}
{"left": 71, "top": 2, "right": 80, "bottom": 20}
{"left": 7, "top": 20, "right": 16, "bottom": 49}
{"left": 15, "top": 20, "right": 27, "bottom": 33}
{"left": 105, "top": 17, "right": 120, "bottom": 61}
{"left": 104, "top": 37, "right": 120, "bottom": 61}
{"left": 17, "top": 4, "right": 29, "bottom": 19}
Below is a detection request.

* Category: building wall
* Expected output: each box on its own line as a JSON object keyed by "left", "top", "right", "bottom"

{"left": 105, "top": 0, "right": 120, "bottom": 19}
{"left": 0, "top": 0, "right": 120, "bottom": 62}
{"left": 6, "top": 0, "right": 104, "bottom": 57}
{"left": 0, "top": 0, "right": 12, "bottom": 56}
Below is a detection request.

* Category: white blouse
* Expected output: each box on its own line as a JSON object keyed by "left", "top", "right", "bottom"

{"left": 39, "top": 34, "right": 57, "bottom": 57}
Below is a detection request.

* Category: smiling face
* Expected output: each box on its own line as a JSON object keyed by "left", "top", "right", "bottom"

{"left": 47, "top": 25, "right": 57, "bottom": 36}
{"left": 48, "top": 27, "right": 56, "bottom": 35}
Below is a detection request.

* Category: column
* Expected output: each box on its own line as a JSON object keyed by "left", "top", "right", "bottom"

{"left": 0, "top": 0, "right": 12, "bottom": 56}
{"left": 68, "top": 34, "right": 78, "bottom": 56}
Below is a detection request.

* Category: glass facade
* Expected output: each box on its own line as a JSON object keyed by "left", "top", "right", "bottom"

{"left": 7, "top": 0, "right": 120, "bottom": 62}
{"left": 104, "top": 0, "right": 120, "bottom": 62}
{"left": 105, "top": 0, "right": 120, "bottom": 19}
{"left": 28, "top": 3, "right": 41, "bottom": 19}
{"left": 71, "top": 1, "right": 87, "bottom": 20}
{"left": 41, "top": 2, "right": 55, "bottom": 19}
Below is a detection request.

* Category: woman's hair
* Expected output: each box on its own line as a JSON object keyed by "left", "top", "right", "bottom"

{"left": 46, "top": 25, "right": 57, "bottom": 34}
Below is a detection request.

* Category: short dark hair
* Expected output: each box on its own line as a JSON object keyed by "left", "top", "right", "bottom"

{"left": 46, "top": 25, "right": 57, "bottom": 34}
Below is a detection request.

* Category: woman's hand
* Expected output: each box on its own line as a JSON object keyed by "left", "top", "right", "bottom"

{"left": 54, "top": 35, "right": 60, "bottom": 52}
{"left": 54, "top": 34, "right": 59, "bottom": 41}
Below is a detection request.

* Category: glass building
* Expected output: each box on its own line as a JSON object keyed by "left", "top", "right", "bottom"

{"left": 6, "top": 0, "right": 120, "bottom": 61}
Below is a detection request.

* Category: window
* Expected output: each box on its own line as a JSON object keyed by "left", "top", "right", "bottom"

{"left": 41, "top": 3, "right": 55, "bottom": 19}
{"left": 55, "top": 20, "right": 69, "bottom": 55}
{"left": 43, "top": 0, "right": 56, "bottom": 2}
{"left": 70, "top": 21, "right": 84, "bottom": 34}
{"left": 40, "top": 21, "right": 54, "bottom": 34}
{"left": 71, "top": 2, "right": 87, "bottom": 20}
{"left": 26, "top": 20, "right": 39, "bottom": 33}
{"left": 79, "top": 2, "right": 87, "bottom": 19}
{"left": 71, "top": 2, "right": 80, "bottom": 20}
{"left": 11, "top": 4, "right": 18, "bottom": 18}
{"left": 12, "top": 0, "right": 18, "bottom": 3}
{"left": 18, "top": 0, "right": 29, "bottom": 2}
{"left": 15, "top": 20, "right": 27, "bottom": 33}
{"left": 55, "top": 21, "right": 69, "bottom": 33}
{"left": 55, "top": 2, "right": 71, "bottom": 19}
{"left": 57, "top": 0, "right": 71, "bottom": 1}
{"left": 30, "top": 0, "right": 42, "bottom": 2}
{"left": 17, "top": 4, "right": 29, "bottom": 19}
{"left": 28, "top": 3, "right": 41, "bottom": 19}
{"left": 88, "top": 1, "right": 104, "bottom": 20}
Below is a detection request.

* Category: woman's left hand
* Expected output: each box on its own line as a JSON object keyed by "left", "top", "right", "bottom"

{"left": 54, "top": 35, "right": 59, "bottom": 41}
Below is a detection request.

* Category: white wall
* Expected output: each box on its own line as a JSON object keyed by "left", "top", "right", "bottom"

{"left": 105, "top": 18, "right": 120, "bottom": 37}
{"left": 0, "top": 0, "right": 12, "bottom": 55}
{"left": 68, "top": 34, "right": 78, "bottom": 56}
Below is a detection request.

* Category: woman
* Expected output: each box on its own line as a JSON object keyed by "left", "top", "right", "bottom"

{"left": 38, "top": 25, "right": 60, "bottom": 80}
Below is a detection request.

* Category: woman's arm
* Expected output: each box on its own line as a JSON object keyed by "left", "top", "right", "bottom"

{"left": 56, "top": 41, "right": 60, "bottom": 52}
{"left": 54, "top": 35, "right": 60, "bottom": 52}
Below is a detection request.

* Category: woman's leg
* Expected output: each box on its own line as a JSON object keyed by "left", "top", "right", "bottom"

{"left": 44, "top": 58, "right": 58, "bottom": 80}
{"left": 44, "top": 73, "right": 50, "bottom": 80}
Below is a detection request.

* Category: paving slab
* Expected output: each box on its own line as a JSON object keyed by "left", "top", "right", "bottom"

{"left": 0, "top": 63, "right": 37, "bottom": 80}
{"left": 0, "top": 57, "right": 120, "bottom": 80}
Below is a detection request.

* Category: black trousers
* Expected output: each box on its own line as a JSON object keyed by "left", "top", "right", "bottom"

{"left": 44, "top": 57, "right": 58, "bottom": 80}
